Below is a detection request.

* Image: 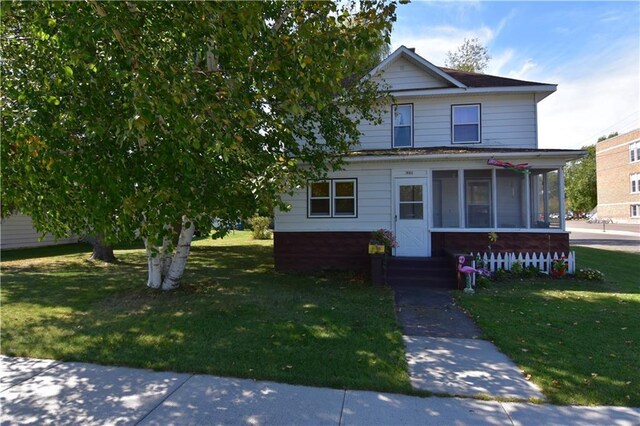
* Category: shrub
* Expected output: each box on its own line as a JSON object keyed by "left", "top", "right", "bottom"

{"left": 511, "top": 261, "right": 523, "bottom": 275}
{"left": 247, "top": 216, "right": 272, "bottom": 240}
{"left": 576, "top": 268, "right": 605, "bottom": 281}
{"left": 494, "top": 268, "right": 509, "bottom": 282}
{"left": 476, "top": 275, "right": 492, "bottom": 289}
{"left": 522, "top": 265, "right": 541, "bottom": 278}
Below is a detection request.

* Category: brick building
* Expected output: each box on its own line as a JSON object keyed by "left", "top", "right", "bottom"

{"left": 595, "top": 129, "right": 640, "bottom": 224}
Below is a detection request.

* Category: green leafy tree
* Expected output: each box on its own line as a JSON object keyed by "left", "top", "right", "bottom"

{"left": 565, "top": 145, "right": 597, "bottom": 214}
{"left": 444, "top": 37, "right": 491, "bottom": 73}
{"left": 597, "top": 132, "right": 618, "bottom": 142}
{"left": 1, "top": 1, "right": 398, "bottom": 290}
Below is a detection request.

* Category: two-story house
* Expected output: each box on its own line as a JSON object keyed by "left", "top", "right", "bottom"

{"left": 274, "top": 46, "right": 583, "bottom": 273}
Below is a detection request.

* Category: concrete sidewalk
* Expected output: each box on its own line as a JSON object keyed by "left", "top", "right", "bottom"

{"left": 2, "top": 356, "right": 638, "bottom": 425}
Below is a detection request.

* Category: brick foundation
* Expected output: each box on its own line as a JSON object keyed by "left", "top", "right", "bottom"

{"left": 431, "top": 231, "right": 570, "bottom": 256}
{"left": 274, "top": 232, "right": 371, "bottom": 273}
{"left": 274, "top": 231, "right": 571, "bottom": 274}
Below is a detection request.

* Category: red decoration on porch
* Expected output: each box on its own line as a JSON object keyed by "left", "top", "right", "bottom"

{"left": 487, "top": 157, "right": 531, "bottom": 174}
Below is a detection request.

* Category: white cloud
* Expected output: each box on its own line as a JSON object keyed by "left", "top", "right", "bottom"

{"left": 537, "top": 48, "right": 639, "bottom": 149}
{"left": 505, "top": 59, "right": 537, "bottom": 80}
{"left": 486, "top": 49, "right": 514, "bottom": 75}
{"left": 391, "top": 25, "right": 496, "bottom": 67}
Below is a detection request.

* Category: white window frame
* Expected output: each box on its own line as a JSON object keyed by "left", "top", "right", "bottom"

{"left": 392, "top": 104, "right": 413, "bottom": 148}
{"left": 452, "top": 104, "right": 481, "bottom": 144}
{"left": 630, "top": 141, "right": 639, "bottom": 163}
{"left": 333, "top": 179, "right": 357, "bottom": 217}
{"left": 631, "top": 204, "right": 640, "bottom": 218}
{"left": 308, "top": 181, "right": 331, "bottom": 217}
{"left": 631, "top": 173, "right": 640, "bottom": 194}
{"left": 307, "top": 179, "right": 357, "bottom": 218}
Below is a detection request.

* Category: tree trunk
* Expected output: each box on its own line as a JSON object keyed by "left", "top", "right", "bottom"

{"left": 86, "top": 234, "right": 116, "bottom": 262}
{"left": 162, "top": 216, "right": 195, "bottom": 290}
{"left": 143, "top": 216, "right": 195, "bottom": 291}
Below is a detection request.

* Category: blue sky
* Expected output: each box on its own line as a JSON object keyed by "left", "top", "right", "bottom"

{"left": 390, "top": 1, "right": 640, "bottom": 149}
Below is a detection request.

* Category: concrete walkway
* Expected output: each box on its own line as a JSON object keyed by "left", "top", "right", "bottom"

{"left": 394, "top": 287, "right": 544, "bottom": 401}
{"left": 1, "top": 355, "right": 639, "bottom": 425}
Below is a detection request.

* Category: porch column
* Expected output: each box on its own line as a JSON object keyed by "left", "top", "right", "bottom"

{"left": 458, "top": 169, "right": 465, "bottom": 228}
{"left": 559, "top": 167, "right": 566, "bottom": 230}
{"left": 491, "top": 168, "right": 497, "bottom": 228}
{"left": 543, "top": 173, "right": 549, "bottom": 221}
{"left": 525, "top": 172, "right": 531, "bottom": 228}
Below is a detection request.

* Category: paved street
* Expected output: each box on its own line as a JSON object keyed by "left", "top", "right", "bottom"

{"left": 567, "top": 220, "right": 639, "bottom": 253}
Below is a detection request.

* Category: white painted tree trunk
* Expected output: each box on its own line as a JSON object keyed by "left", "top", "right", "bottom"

{"left": 143, "top": 216, "right": 195, "bottom": 291}
{"left": 143, "top": 238, "right": 160, "bottom": 289}
{"left": 161, "top": 216, "right": 195, "bottom": 290}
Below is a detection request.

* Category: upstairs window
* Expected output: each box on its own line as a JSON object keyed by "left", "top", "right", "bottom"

{"left": 392, "top": 104, "right": 413, "bottom": 148}
{"left": 308, "top": 179, "right": 357, "bottom": 218}
{"left": 630, "top": 141, "right": 639, "bottom": 163}
{"left": 452, "top": 104, "right": 481, "bottom": 144}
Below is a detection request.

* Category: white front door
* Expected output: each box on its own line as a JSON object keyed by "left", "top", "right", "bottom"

{"left": 394, "top": 178, "right": 430, "bottom": 257}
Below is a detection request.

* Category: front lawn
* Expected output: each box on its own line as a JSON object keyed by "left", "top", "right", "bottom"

{"left": 0, "top": 232, "right": 412, "bottom": 394}
{"left": 456, "top": 246, "right": 640, "bottom": 407}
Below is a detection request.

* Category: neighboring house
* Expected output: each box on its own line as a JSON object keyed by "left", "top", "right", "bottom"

{"left": 595, "top": 129, "right": 640, "bottom": 224}
{"left": 0, "top": 213, "right": 78, "bottom": 250}
{"left": 274, "top": 46, "right": 583, "bottom": 273}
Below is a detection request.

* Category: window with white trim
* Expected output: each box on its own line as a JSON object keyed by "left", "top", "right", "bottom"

{"left": 631, "top": 204, "right": 640, "bottom": 218}
{"left": 630, "top": 141, "right": 639, "bottom": 163}
{"left": 632, "top": 173, "right": 640, "bottom": 194}
{"left": 308, "top": 179, "right": 357, "bottom": 218}
{"left": 452, "top": 104, "right": 481, "bottom": 143}
{"left": 392, "top": 104, "right": 413, "bottom": 148}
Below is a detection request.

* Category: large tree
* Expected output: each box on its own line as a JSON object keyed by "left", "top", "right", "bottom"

{"left": 564, "top": 145, "right": 597, "bottom": 215}
{"left": 444, "top": 37, "right": 491, "bottom": 73}
{"left": 1, "top": 1, "right": 398, "bottom": 290}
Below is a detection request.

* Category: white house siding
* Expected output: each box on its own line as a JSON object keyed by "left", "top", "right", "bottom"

{"left": 372, "top": 56, "right": 449, "bottom": 91}
{"left": 275, "top": 165, "right": 392, "bottom": 232}
{"left": 0, "top": 213, "right": 78, "bottom": 250}
{"left": 355, "top": 93, "right": 538, "bottom": 151}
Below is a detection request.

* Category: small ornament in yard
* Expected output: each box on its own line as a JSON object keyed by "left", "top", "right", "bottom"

{"left": 458, "top": 256, "right": 491, "bottom": 294}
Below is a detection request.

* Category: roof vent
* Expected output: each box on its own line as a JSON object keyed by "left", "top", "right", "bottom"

{"left": 408, "top": 47, "right": 416, "bottom": 52}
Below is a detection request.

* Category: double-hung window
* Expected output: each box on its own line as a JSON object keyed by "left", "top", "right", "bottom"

{"left": 308, "top": 179, "right": 357, "bottom": 218}
{"left": 392, "top": 104, "right": 413, "bottom": 148}
{"left": 452, "top": 104, "right": 481, "bottom": 143}
{"left": 631, "top": 173, "right": 640, "bottom": 194}
{"left": 631, "top": 205, "right": 640, "bottom": 218}
{"left": 630, "top": 141, "right": 639, "bottom": 163}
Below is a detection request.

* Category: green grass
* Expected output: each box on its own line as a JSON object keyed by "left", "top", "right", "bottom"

{"left": 456, "top": 246, "right": 640, "bottom": 407}
{"left": 1, "top": 232, "right": 412, "bottom": 394}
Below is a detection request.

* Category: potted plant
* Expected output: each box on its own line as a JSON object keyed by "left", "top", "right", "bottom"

{"left": 551, "top": 256, "right": 567, "bottom": 278}
{"left": 369, "top": 228, "right": 398, "bottom": 255}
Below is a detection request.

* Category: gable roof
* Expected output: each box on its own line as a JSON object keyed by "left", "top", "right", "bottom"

{"left": 438, "top": 67, "right": 550, "bottom": 88}
{"left": 367, "top": 45, "right": 466, "bottom": 88}
{"left": 368, "top": 46, "right": 556, "bottom": 100}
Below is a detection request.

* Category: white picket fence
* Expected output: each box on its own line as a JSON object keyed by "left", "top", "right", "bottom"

{"left": 469, "top": 251, "right": 576, "bottom": 284}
